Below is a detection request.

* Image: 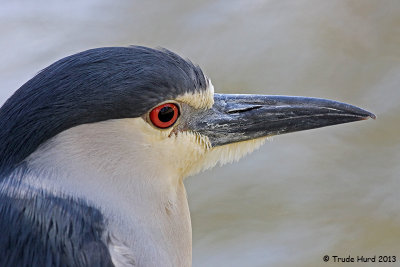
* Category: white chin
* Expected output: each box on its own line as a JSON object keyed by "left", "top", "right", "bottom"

{"left": 185, "top": 137, "right": 268, "bottom": 178}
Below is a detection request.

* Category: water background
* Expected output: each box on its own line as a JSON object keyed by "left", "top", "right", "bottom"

{"left": 1, "top": 1, "right": 399, "bottom": 266}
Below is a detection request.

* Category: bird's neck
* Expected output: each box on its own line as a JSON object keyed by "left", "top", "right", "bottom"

{"left": 20, "top": 119, "right": 193, "bottom": 266}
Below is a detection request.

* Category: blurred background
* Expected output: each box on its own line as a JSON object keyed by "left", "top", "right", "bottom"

{"left": 1, "top": 1, "right": 399, "bottom": 266}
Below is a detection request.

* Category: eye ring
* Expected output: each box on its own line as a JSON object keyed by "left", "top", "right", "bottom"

{"left": 149, "top": 103, "right": 180, "bottom": 128}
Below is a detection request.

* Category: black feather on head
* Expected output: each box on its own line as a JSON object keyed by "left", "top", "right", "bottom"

{"left": 0, "top": 46, "right": 208, "bottom": 176}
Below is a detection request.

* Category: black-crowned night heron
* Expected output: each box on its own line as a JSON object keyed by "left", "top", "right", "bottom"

{"left": 0, "top": 46, "right": 374, "bottom": 266}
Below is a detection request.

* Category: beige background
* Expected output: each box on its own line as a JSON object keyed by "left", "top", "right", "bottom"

{"left": 1, "top": 1, "right": 399, "bottom": 266}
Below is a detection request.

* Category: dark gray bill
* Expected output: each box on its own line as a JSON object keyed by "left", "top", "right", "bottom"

{"left": 188, "top": 93, "right": 375, "bottom": 147}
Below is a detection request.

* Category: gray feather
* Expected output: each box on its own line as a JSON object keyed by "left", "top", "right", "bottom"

{"left": 0, "top": 177, "right": 115, "bottom": 267}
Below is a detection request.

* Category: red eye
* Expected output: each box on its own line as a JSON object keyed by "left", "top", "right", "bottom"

{"left": 149, "top": 103, "right": 179, "bottom": 128}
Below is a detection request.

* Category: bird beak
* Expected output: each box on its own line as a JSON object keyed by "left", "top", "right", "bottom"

{"left": 189, "top": 93, "right": 376, "bottom": 147}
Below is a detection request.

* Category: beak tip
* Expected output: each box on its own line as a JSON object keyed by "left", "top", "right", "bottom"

{"left": 363, "top": 111, "right": 376, "bottom": 120}
{"left": 350, "top": 105, "right": 375, "bottom": 121}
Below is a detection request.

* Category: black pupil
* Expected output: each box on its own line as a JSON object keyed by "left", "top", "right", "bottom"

{"left": 158, "top": 106, "right": 175, "bottom": 122}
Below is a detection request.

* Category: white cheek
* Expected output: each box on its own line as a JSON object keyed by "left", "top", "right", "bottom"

{"left": 137, "top": 119, "right": 210, "bottom": 177}
{"left": 134, "top": 117, "right": 268, "bottom": 178}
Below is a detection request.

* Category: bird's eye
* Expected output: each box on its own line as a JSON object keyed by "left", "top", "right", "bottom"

{"left": 149, "top": 103, "right": 180, "bottom": 128}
